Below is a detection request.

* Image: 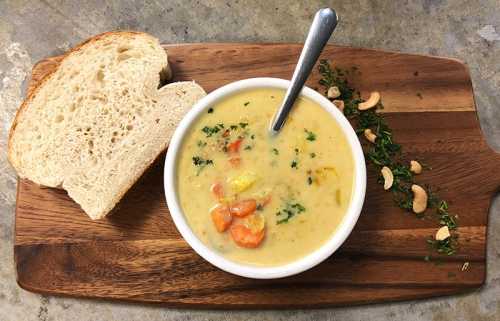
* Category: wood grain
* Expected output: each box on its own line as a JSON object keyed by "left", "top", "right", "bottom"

{"left": 14, "top": 43, "right": 500, "bottom": 308}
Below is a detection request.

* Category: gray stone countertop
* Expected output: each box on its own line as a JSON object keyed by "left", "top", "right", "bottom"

{"left": 1, "top": 1, "right": 499, "bottom": 320}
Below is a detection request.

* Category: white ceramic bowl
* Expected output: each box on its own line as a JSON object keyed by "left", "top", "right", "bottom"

{"left": 164, "top": 78, "right": 366, "bottom": 279}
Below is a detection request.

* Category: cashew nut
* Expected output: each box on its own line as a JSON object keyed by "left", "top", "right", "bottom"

{"left": 327, "top": 86, "right": 341, "bottom": 99}
{"left": 410, "top": 160, "right": 422, "bottom": 174}
{"left": 381, "top": 166, "right": 393, "bottom": 190}
{"left": 364, "top": 128, "right": 377, "bottom": 143}
{"left": 358, "top": 91, "right": 381, "bottom": 110}
{"left": 435, "top": 226, "right": 451, "bottom": 241}
{"left": 411, "top": 184, "right": 428, "bottom": 214}
{"left": 333, "top": 99, "right": 345, "bottom": 111}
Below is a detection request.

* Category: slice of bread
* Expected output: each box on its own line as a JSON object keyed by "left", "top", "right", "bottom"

{"left": 8, "top": 31, "right": 206, "bottom": 219}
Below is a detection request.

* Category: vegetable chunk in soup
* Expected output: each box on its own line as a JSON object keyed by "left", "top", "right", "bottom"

{"left": 176, "top": 88, "right": 355, "bottom": 266}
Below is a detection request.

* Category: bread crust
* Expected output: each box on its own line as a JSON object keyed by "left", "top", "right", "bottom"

{"left": 7, "top": 31, "right": 158, "bottom": 174}
{"left": 7, "top": 31, "right": 206, "bottom": 219}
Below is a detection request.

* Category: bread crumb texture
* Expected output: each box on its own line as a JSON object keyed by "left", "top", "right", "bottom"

{"left": 8, "top": 31, "right": 206, "bottom": 219}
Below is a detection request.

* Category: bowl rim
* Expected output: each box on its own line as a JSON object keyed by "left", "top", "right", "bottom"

{"left": 164, "top": 77, "right": 366, "bottom": 279}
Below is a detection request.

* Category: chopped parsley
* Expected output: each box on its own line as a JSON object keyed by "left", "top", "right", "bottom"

{"left": 427, "top": 235, "right": 458, "bottom": 256}
{"left": 192, "top": 156, "right": 213, "bottom": 166}
{"left": 244, "top": 145, "right": 252, "bottom": 150}
{"left": 310, "top": 152, "right": 316, "bottom": 158}
{"left": 251, "top": 134, "right": 255, "bottom": 140}
{"left": 437, "top": 200, "right": 458, "bottom": 230}
{"left": 291, "top": 160, "right": 298, "bottom": 169}
{"left": 197, "top": 140, "right": 207, "bottom": 147}
{"left": 239, "top": 122, "right": 248, "bottom": 129}
{"left": 244, "top": 101, "right": 250, "bottom": 106}
{"left": 207, "top": 107, "right": 214, "bottom": 113}
{"left": 272, "top": 148, "right": 279, "bottom": 155}
{"left": 294, "top": 148, "right": 299, "bottom": 155}
{"left": 276, "top": 201, "right": 306, "bottom": 224}
{"left": 230, "top": 124, "right": 238, "bottom": 130}
{"left": 307, "top": 176, "right": 313, "bottom": 185}
{"left": 305, "top": 129, "right": 316, "bottom": 141}
{"left": 192, "top": 156, "right": 213, "bottom": 175}
{"left": 201, "top": 124, "right": 224, "bottom": 137}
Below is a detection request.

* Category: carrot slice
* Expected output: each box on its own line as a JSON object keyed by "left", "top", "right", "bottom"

{"left": 230, "top": 224, "right": 265, "bottom": 248}
{"left": 210, "top": 204, "right": 232, "bottom": 232}
{"left": 227, "top": 139, "right": 243, "bottom": 153}
{"left": 210, "top": 182, "right": 224, "bottom": 200}
{"left": 229, "top": 199, "right": 257, "bottom": 217}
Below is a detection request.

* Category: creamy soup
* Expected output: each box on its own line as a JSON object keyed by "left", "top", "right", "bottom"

{"left": 176, "top": 88, "right": 355, "bottom": 266}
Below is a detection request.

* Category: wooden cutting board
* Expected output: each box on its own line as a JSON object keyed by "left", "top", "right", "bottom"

{"left": 14, "top": 43, "right": 500, "bottom": 308}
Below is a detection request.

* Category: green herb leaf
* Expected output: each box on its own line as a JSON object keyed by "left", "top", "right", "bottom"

{"left": 427, "top": 235, "right": 458, "bottom": 256}
{"left": 192, "top": 156, "right": 214, "bottom": 175}
{"left": 276, "top": 201, "right": 306, "bottom": 224}
{"left": 304, "top": 129, "right": 316, "bottom": 141}
{"left": 201, "top": 124, "right": 224, "bottom": 137}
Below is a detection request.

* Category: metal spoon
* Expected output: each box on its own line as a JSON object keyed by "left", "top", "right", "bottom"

{"left": 269, "top": 8, "right": 338, "bottom": 135}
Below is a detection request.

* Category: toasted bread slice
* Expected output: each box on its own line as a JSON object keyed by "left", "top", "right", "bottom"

{"left": 8, "top": 31, "right": 206, "bottom": 219}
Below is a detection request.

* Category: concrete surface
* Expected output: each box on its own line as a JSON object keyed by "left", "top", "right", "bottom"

{"left": 1, "top": 0, "right": 499, "bottom": 320}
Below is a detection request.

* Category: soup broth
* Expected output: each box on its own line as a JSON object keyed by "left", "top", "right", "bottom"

{"left": 176, "top": 88, "right": 355, "bottom": 266}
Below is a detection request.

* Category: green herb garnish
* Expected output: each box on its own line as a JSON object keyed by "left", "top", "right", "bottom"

{"left": 239, "top": 122, "right": 248, "bottom": 129}
{"left": 197, "top": 140, "right": 207, "bottom": 147}
{"left": 307, "top": 176, "right": 313, "bottom": 185}
{"left": 427, "top": 235, "right": 458, "bottom": 256}
{"left": 192, "top": 156, "right": 214, "bottom": 175}
{"left": 291, "top": 160, "right": 298, "bottom": 169}
{"left": 310, "top": 152, "right": 316, "bottom": 158}
{"left": 244, "top": 145, "right": 252, "bottom": 150}
{"left": 201, "top": 124, "right": 224, "bottom": 137}
{"left": 272, "top": 148, "right": 279, "bottom": 155}
{"left": 207, "top": 107, "right": 214, "bottom": 113}
{"left": 305, "top": 129, "right": 316, "bottom": 141}
{"left": 244, "top": 101, "right": 250, "bottom": 106}
{"left": 437, "top": 200, "right": 458, "bottom": 230}
{"left": 276, "top": 202, "right": 306, "bottom": 224}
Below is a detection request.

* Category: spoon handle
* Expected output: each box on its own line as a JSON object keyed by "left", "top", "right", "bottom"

{"left": 269, "top": 8, "right": 338, "bottom": 135}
